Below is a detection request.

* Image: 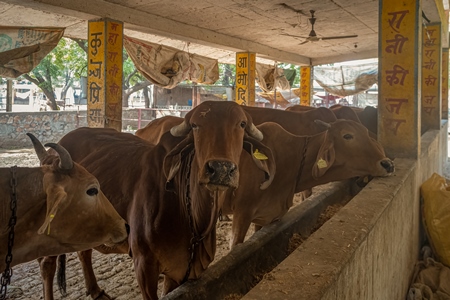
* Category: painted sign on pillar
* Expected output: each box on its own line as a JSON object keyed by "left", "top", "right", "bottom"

{"left": 379, "top": 0, "right": 421, "bottom": 158}
{"left": 442, "top": 48, "right": 449, "bottom": 119}
{"left": 235, "top": 52, "right": 255, "bottom": 106}
{"left": 300, "top": 66, "right": 311, "bottom": 106}
{"left": 422, "top": 23, "right": 441, "bottom": 130}
{"left": 88, "top": 18, "right": 123, "bottom": 130}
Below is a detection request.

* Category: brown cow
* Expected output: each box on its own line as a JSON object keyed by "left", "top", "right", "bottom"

{"left": 135, "top": 115, "right": 183, "bottom": 145}
{"left": 39, "top": 101, "right": 276, "bottom": 300}
{"left": 287, "top": 104, "right": 378, "bottom": 137}
{"left": 136, "top": 107, "right": 338, "bottom": 203}
{"left": 0, "top": 134, "right": 129, "bottom": 271}
{"left": 221, "top": 119, "right": 394, "bottom": 246}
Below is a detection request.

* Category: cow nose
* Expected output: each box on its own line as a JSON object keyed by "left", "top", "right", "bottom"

{"left": 380, "top": 159, "right": 395, "bottom": 173}
{"left": 125, "top": 223, "right": 130, "bottom": 235}
{"left": 206, "top": 160, "right": 237, "bottom": 184}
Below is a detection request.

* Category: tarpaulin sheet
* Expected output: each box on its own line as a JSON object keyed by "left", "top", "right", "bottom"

{"left": 124, "top": 35, "right": 219, "bottom": 89}
{"left": 255, "top": 63, "right": 291, "bottom": 92}
{"left": 0, "top": 26, "right": 64, "bottom": 78}
{"left": 314, "top": 63, "right": 377, "bottom": 97}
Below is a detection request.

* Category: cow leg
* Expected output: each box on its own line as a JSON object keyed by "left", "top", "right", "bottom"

{"left": 230, "top": 214, "right": 253, "bottom": 248}
{"left": 133, "top": 252, "right": 159, "bottom": 300}
{"left": 38, "top": 256, "right": 57, "bottom": 300}
{"left": 77, "top": 250, "right": 112, "bottom": 300}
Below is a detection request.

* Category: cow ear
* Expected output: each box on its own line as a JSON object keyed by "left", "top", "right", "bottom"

{"left": 312, "top": 135, "right": 335, "bottom": 179}
{"left": 38, "top": 186, "right": 66, "bottom": 235}
{"left": 163, "top": 137, "right": 194, "bottom": 191}
{"left": 243, "top": 137, "right": 276, "bottom": 190}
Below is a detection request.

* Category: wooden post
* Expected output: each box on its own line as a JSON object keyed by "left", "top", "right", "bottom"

{"left": 300, "top": 66, "right": 312, "bottom": 106}
{"left": 87, "top": 18, "right": 123, "bottom": 131}
{"left": 421, "top": 23, "right": 442, "bottom": 131}
{"left": 235, "top": 52, "right": 256, "bottom": 106}
{"left": 378, "top": 0, "right": 421, "bottom": 159}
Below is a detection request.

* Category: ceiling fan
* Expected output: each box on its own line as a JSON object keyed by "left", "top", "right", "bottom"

{"left": 281, "top": 10, "right": 358, "bottom": 45}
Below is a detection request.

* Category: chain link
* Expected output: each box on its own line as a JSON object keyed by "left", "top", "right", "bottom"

{"left": 1, "top": 166, "right": 18, "bottom": 300}
{"left": 297, "top": 137, "right": 310, "bottom": 182}
{"left": 182, "top": 151, "right": 205, "bottom": 283}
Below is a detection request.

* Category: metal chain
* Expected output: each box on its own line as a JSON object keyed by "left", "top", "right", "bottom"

{"left": 297, "top": 137, "right": 310, "bottom": 182}
{"left": 0, "top": 166, "right": 18, "bottom": 300}
{"left": 182, "top": 151, "right": 204, "bottom": 283}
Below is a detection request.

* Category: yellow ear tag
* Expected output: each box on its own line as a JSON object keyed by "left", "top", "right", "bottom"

{"left": 47, "top": 214, "right": 55, "bottom": 235}
{"left": 253, "top": 149, "right": 268, "bottom": 160}
{"left": 317, "top": 158, "right": 328, "bottom": 169}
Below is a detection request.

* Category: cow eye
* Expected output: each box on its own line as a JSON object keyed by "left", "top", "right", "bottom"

{"left": 191, "top": 123, "right": 198, "bottom": 129}
{"left": 86, "top": 187, "right": 98, "bottom": 196}
{"left": 343, "top": 133, "right": 353, "bottom": 140}
{"left": 240, "top": 121, "right": 246, "bottom": 128}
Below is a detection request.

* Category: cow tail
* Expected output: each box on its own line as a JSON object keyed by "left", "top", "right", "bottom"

{"left": 57, "top": 254, "right": 67, "bottom": 296}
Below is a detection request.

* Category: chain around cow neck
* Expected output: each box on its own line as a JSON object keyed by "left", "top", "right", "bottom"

{"left": 0, "top": 166, "right": 18, "bottom": 300}
{"left": 297, "top": 136, "right": 310, "bottom": 184}
{"left": 181, "top": 149, "right": 221, "bottom": 284}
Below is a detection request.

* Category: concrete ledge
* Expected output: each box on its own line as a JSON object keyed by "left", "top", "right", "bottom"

{"left": 243, "top": 124, "right": 447, "bottom": 300}
{"left": 242, "top": 158, "right": 419, "bottom": 300}
{"left": 163, "top": 180, "right": 356, "bottom": 300}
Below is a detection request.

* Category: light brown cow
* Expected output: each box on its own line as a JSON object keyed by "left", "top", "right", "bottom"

{"left": 0, "top": 134, "right": 129, "bottom": 271}
{"left": 221, "top": 119, "right": 394, "bottom": 246}
{"left": 38, "top": 101, "right": 276, "bottom": 300}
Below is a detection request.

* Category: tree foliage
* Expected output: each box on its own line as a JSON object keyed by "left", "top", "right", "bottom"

{"left": 23, "top": 37, "right": 87, "bottom": 110}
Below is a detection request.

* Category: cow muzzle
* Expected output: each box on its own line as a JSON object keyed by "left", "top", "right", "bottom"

{"left": 203, "top": 160, "right": 238, "bottom": 191}
{"left": 376, "top": 158, "right": 395, "bottom": 176}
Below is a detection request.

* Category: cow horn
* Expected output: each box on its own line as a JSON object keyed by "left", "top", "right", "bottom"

{"left": 44, "top": 143, "right": 74, "bottom": 170}
{"left": 246, "top": 123, "right": 263, "bottom": 141}
{"left": 314, "top": 119, "right": 332, "bottom": 129}
{"left": 170, "top": 120, "right": 191, "bottom": 137}
{"left": 27, "top": 133, "right": 49, "bottom": 163}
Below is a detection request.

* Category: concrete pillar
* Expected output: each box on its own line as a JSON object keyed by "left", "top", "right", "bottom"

{"left": 300, "top": 66, "right": 312, "bottom": 106}
{"left": 378, "top": 0, "right": 421, "bottom": 159}
{"left": 87, "top": 18, "right": 123, "bottom": 131}
{"left": 442, "top": 48, "right": 449, "bottom": 119}
{"left": 421, "top": 23, "right": 442, "bottom": 131}
{"left": 235, "top": 52, "right": 256, "bottom": 106}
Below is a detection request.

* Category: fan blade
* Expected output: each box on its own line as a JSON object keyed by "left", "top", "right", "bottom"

{"left": 280, "top": 33, "right": 309, "bottom": 39}
{"left": 321, "top": 35, "right": 358, "bottom": 40}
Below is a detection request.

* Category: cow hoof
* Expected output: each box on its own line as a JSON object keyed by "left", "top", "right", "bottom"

{"left": 92, "top": 290, "right": 113, "bottom": 300}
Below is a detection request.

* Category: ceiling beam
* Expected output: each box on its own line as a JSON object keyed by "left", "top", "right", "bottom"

{"left": 1, "top": 0, "right": 311, "bottom": 65}
{"left": 311, "top": 49, "right": 379, "bottom": 66}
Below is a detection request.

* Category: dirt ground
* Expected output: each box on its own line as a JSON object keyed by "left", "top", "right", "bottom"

{"left": 0, "top": 147, "right": 339, "bottom": 300}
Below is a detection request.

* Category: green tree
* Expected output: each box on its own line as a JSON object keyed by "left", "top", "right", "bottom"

{"left": 22, "top": 37, "right": 86, "bottom": 110}
{"left": 122, "top": 52, "right": 152, "bottom": 108}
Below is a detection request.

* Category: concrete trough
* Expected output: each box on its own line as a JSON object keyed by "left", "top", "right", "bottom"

{"left": 163, "top": 179, "right": 360, "bottom": 300}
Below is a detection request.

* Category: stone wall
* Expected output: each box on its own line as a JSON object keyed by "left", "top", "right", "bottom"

{"left": 0, "top": 111, "right": 87, "bottom": 148}
{"left": 0, "top": 108, "right": 175, "bottom": 148}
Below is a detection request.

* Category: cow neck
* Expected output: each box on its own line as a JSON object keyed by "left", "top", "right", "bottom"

{"left": 1, "top": 166, "right": 18, "bottom": 299}
{"left": 181, "top": 150, "right": 220, "bottom": 283}
{"left": 295, "top": 132, "right": 327, "bottom": 192}
{"left": 295, "top": 136, "right": 310, "bottom": 187}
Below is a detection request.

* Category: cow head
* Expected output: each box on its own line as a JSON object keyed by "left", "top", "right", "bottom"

{"left": 165, "top": 101, "right": 276, "bottom": 191}
{"left": 311, "top": 119, "right": 394, "bottom": 180}
{"left": 26, "top": 133, "right": 129, "bottom": 249}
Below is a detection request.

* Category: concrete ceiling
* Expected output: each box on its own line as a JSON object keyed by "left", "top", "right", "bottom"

{"left": 0, "top": 0, "right": 448, "bottom": 66}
